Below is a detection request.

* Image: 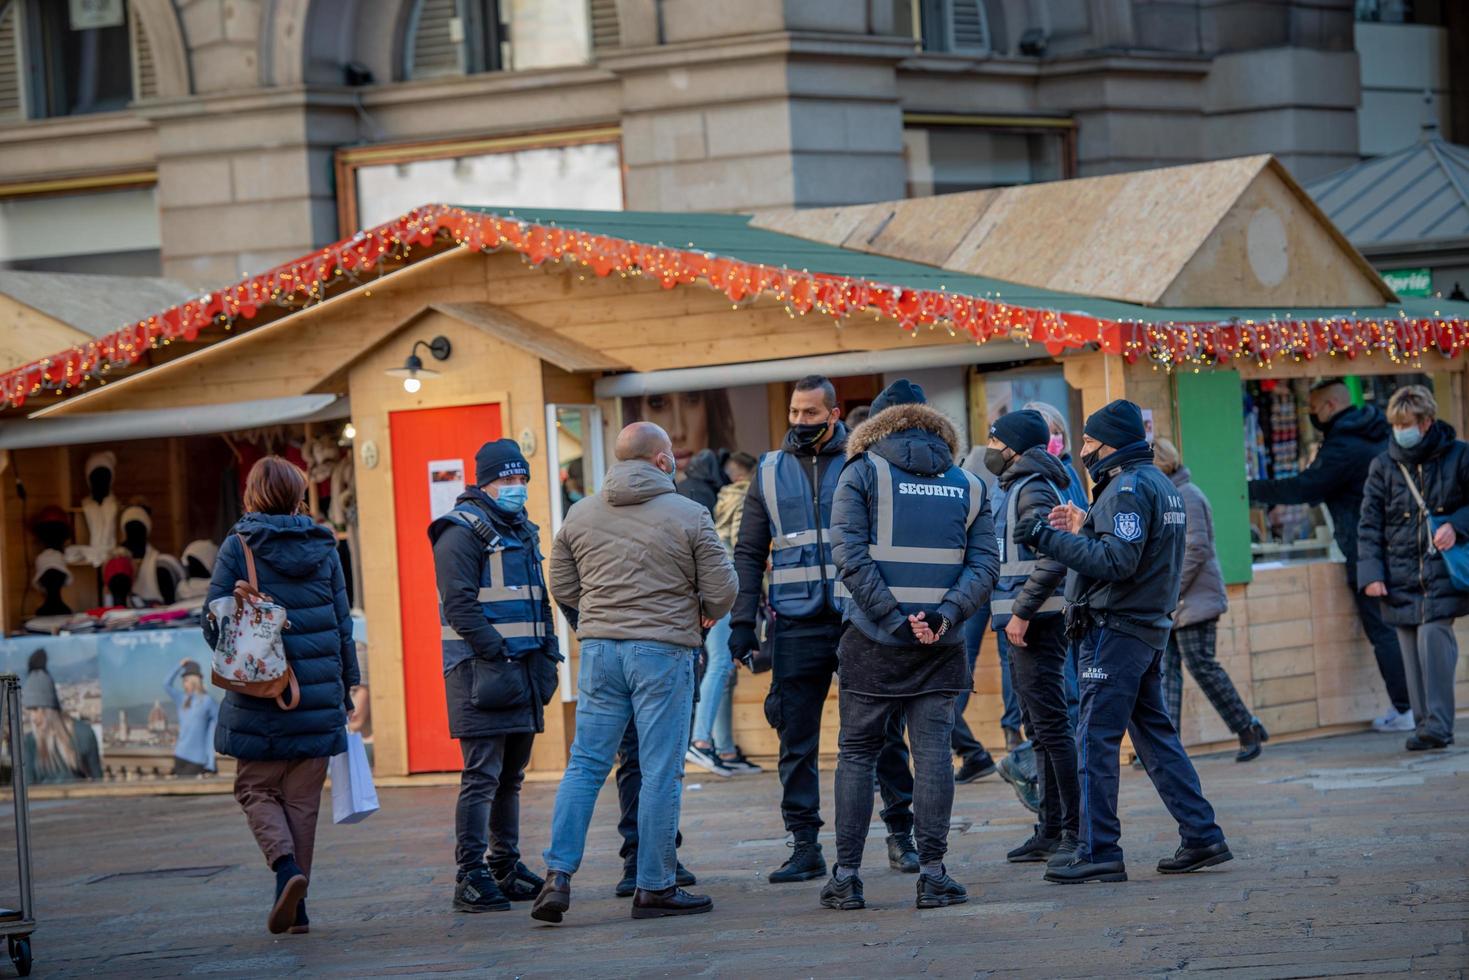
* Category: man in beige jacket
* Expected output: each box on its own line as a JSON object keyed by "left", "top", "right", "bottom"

{"left": 533, "top": 422, "right": 737, "bottom": 924}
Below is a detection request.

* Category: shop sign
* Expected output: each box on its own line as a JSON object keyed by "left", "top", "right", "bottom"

{"left": 1382, "top": 267, "right": 1432, "bottom": 298}
{"left": 69, "top": 0, "right": 124, "bottom": 30}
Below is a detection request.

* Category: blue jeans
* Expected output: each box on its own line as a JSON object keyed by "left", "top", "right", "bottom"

{"left": 691, "top": 615, "right": 735, "bottom": 752}
{"left": 544, "top": 638, "right": 697, "bottom": 891}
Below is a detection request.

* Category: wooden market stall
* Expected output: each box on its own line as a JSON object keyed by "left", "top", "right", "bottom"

{"left": 0, "top": 155, "right": 1464, "bottom": 780}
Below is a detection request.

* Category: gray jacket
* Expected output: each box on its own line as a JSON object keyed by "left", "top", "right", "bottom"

{"left": 1171, "top": 466, "right": 1228, "bottom": 629}
{"left": 551, "top": 459, "right": 737, "bottom": 649}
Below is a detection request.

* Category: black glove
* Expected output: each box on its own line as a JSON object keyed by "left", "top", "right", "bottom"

{"left": 1014, "top": 515, "right": 1048, "bottom": 548}
{"left": 892, "top": 620, "right": 920, "bottom": 643}
{"left": 729, "top": 624, "right": 759, "bottom": 663}
{"left": 917, "top": 608, "right": 952, "bottom": 641}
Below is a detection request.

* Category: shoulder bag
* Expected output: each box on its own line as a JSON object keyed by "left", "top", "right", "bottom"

{"left": 1397, "top": 462, "right": 1469, "bottom": 593}
{"left": 208, "top": 533, "right": 301, "bottom": 709}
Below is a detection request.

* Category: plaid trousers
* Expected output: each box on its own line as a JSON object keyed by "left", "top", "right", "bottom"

{"left": 1163, "top": 619, "right": 1254, "bottom": 736}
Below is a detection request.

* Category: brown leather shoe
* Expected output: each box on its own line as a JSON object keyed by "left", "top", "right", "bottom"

{"left": 630, "top": 886, "right": 713, "bottom": 919}
{"left": 530, "top": 871, "right": 571, "bottom": 924}
{"left": 268, "top": 874, "right": 308, "bottom": 935}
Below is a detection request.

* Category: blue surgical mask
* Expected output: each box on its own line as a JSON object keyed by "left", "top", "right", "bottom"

{"left": 1392, "top": 425, "right": 1423, "bottom": 450}
{"left": 491, "top": 485, "right": 529, "bottom": 513}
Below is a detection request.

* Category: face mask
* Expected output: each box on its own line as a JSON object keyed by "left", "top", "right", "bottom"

{"left": 1081, "top": 447, "right": 1103, "bottom": 471}
{"left": 567, "top": 490, "right": 585, "bottom": 503}
{"left": 659, "top": 453, "right": 678, "bottom": 483}
{"left": 983, "top": 448, "right": 1010, "bottom": 476}
{"left": 790, "top": 418, "right": 831, "bottom": 449}
{"left": 1047, "top": 434, "right": 1064, "bottom": 457}
{"left": 1393, "top": 425, "right": 1423, "bottom": 449}
{"left": 490, "top": 485, "right": 528, "bottom": 513}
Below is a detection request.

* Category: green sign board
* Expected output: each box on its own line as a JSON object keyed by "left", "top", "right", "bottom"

{"left": 1382, "top": 267, "right": 1432, "bottom": 298}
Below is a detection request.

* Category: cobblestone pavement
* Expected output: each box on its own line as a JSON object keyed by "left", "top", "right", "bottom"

{"left": 6, "top": 731, "right": 1467, "bottom": 978}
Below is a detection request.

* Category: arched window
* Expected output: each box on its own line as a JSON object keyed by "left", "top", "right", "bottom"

{"left": 404, "top": 0, "right": 505, "bottom": 80}
{"left": 1, "top": 0, "right": 162, "bottom": 119}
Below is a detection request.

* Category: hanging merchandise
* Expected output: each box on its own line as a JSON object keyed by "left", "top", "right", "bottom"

{"left": 119, "top": 504, "right": 184, "bottom": 605}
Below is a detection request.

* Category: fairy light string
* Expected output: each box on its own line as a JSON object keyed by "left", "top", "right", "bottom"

{"left": 2, "top": 204, "right": 1464, "bottom": 410}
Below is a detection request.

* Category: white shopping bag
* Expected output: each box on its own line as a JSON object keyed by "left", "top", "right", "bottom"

{"left": 329, "top": 731, "right": 380, "bottom": 824}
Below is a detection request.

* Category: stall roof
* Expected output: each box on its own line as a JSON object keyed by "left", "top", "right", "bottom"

{"left": 0, "top": 271, "right": 203, "bottom": 338}
{"left": 0, "top": 395, "right": 348, "bottom": 449}
{"left": 1305, "top": 136, "right": 1469, "bottom": 250}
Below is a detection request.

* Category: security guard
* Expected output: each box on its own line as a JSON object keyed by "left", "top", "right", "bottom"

{"left": 431, "top": 439, "right": 560, "bottom": 911}
{"left": 822, "top": 379, "right": 999, "bottom": 911}
{"left": 1015, "top": 400, "right": 1232, "bottom": 884}
{"left": 982, "top": 409, "right": 1079, "bottom": 870}
{"left": 730, "top": 375, "right": 918, "bottom": 883}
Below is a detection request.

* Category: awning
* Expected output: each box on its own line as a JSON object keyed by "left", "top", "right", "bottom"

{"left": 593, "top": 340, "right": 1044, "bottom": 398}
{"left": 0, "top": 395, "right": 349, "bottom": 450}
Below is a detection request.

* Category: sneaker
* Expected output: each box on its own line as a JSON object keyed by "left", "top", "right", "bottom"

{"left": 1045, "top": 858, "right": 1128, "bottom": 884}
{"left": 1046, "top": 832, "right": 1081, "bottom": 869}
{"left": 1373, "top": 707, "right": 1416, "bottom": 733}
{"left": 768, "top": 837, "right": 826, "bottom": 884}
{"left": 631, "top": 885, "right": 713, "bottom": 919}
{"left": 1157, "top": 842, "right": 1233, "bottom": 874}
{"left": 1006, "top": 831, "right": 1061, "bottom": 864}
{"left": 1406, "top": 732, "right": 1449, "bottom": 751}
{"left": 915, "top": 867, "right": 969, "bottom": 909}
{"left": 530, "top": 871, "right": 571, "bottom": 924}
{"left": 886, "top": 833, "right": 919, "bottom": 873}
{"left": 454, "top": 867, "right": 511, "bottom": 913}
{"left": 685, "top": 744, "right": 734, "bottom": 777}
{"left": 820, "top": 872, "right": 866, "bottom": 910}
{"left": 1236, "top": 718, "right": 1269, "bottom": 763}
{"left": 616, "top": 861, "right": 695, "bottom": 898}
{"left": 493, "top": 861, "right": 544, "bottom": 902}
{"left": 955, "top": 751, "right": 998, "bottom": 783}
{"left": 998, "top": 753, "right": 1040, "bottom": 814}
{"left": 718, "top": 749, "right": 764, "bottom": 776}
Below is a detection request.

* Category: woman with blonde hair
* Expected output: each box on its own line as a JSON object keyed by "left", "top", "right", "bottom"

{"left": 1358, "top": 385, "right": 1469, "bottom": 751}
{"left": 20, "top": 649, "right": 102, "bottom": 783}
{"left": 1154, "top": 439, "right": 1267, "bottom": 762}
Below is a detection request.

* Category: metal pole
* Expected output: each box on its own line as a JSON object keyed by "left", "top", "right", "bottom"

{"left": 7, "top": 678, "right": 33, "bottom": 921}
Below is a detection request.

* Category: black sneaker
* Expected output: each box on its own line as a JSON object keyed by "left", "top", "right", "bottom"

{"left": 530, "top": 871, "right": 570, "bottom": 923}
{"left": 956, "top": 751, "right": 998, "bottom": 783}
{"left": 685, "top": 744, "right": 733, "bottom": 777}
{"left": 1006, "top": 831, "right": 1061, "bottom": 863}
{"left": 631, "top": 886, "right": 713, "bottom": 919}
{"left": 1157, "top": 842, "right": 1233, "bottom": 874}
{"left": 719, "top": 749, "right": 764, "bottom": 776}
{"left": 616, "top": 861, "right": 695, "bottom": 897}
{"left": 1236, "top": 718, "right": 1269, "bottom": 763}
{"left": 998, "top": 753, "right": 1040, "bottom": 814}
{"left": 916, "top": 867, "right": 968, "bottom": 909}
{"left": 1406, "top": 732, "right": 1449, "bottom": 751}
{"left": 1046, "top": 832, "right": 1080, "bottom": 869}
{"left": 768, "top": 838, "right": 826, "bottom": 883}
{"left": 886, "top": 833, "right": 919, "bottom": 873}
{"left": 454, "top": 868, "right": 512, "bottom": 912}
{"left": 1044, "top": 858, "right": 1127, "bottom": 884}
{"left": 820, "top": 873, "right": 865, "bottom": 910}
{"left": 493, "top": 861, "right": 544, "bottom": 902}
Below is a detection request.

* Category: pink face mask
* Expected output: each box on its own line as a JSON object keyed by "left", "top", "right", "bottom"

{"left": 1047, "top": 434, "right": 1065, "bottom": 457}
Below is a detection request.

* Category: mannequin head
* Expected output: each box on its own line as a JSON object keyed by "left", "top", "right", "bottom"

{"left": 103, "top": 555, "right": 134, "bottom": 606}
{"left": 35, "top": 568, "right": 71, "bottom": 616}
{"left": 89, "top": 468, "right": 112, "bottom": 503}
{"left": 120, "top": 505, "right": 153, "bottom": 559}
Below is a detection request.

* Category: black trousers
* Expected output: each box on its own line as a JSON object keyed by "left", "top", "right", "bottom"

{"left": 766, "top": 619, "right": 914, "bottom": 837}
{"left": 1008, "top": 616, "right": 1079, "bottom": 838}
{"left": 456, "top": 732, "right": 535, "bottom": 878}
{"left": 616, "top": 719, "right": 683, "bottom": 874}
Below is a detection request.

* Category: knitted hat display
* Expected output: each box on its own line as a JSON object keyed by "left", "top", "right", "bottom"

{"left": 31, "top": 549, "right": 73, "bottom": 587}
{"left": 103, "top": 554, "right": 136, "bottom": 582}
{"left": 120, "top": 505, "right": 153, "bottom": 534}
{"left": 475, "top": 439, "right": 530, "bottom": 487}
{"left": 84, "top": 451, "right": 117, "bottom": 480}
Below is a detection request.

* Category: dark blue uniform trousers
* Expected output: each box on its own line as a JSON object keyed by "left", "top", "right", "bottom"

{"left": 1076, "top": 627, "right": 1224, "bottom": 864}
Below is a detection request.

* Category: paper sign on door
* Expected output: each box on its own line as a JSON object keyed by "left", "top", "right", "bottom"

{"left": 428, "top": 459, "right": 466, "bottom": 519}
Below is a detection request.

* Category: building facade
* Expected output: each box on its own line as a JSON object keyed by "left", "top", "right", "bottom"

{"left": 0, "top": 0, "right": 1463, "bottom": 286}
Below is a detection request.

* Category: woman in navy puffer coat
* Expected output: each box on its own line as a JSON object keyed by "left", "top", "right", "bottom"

{"left": 204, "top": 456, "right": 359, "bottom": 936}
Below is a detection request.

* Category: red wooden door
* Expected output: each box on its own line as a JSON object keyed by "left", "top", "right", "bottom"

{"left": 389, "top": 402, "right": 504, "bottom": 772}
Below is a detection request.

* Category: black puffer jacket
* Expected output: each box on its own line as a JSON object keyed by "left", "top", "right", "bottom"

{"left": 1357, "top": 421, "right": 1469, "bottom": 626}
{"left": 206, "top": 514, "right": 359, "bottom": 761}
{"left": 1248, "top": 404, "right": 1389, "bottom": 570}
{"left": 994, "top": 446, "right": 1070, "bottom": 623}
{"left": 676, "top": 448, "right": 724, "bottom": 517}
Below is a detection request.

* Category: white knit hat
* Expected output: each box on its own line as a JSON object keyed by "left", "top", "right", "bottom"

{"left": 31, "top": 549, "right": 72, "bottom": 587}
{"left": 120, "top": 505, "right": 152, "bottom": 533}
{"left": 84, "top": 451, "right": 117, "bottom": 480}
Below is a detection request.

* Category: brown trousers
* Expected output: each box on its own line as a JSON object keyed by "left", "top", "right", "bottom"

{"left": 234, "top": 757, "right": 329, "bottom": 875}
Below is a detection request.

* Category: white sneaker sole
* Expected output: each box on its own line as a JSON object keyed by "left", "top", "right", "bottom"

{"left": 684, "top": 751, "right": 733, "bottom": 777}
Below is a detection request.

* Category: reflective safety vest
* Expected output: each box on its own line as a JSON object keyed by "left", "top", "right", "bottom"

{"left": 438, "top": 505, "right": 548, "bottom": 661}
{"left": 990, "top": 474, "right": 1066, "bottom": 630}
{"left": 864, "top": 454, "right": 985, "bottom": 620}
{"left": 760, "top": 450, "right": 848, "bottom": 619}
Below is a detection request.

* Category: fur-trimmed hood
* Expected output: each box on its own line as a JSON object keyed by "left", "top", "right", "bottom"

{"left": 847, "top": 403, "right": 963, "bottom": 476}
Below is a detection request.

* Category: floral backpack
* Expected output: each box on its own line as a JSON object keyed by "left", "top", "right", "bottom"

{"left": 208, "top": 533, "right": 300, "bottom": 710}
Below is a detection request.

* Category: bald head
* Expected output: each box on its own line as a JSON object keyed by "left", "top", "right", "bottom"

{"left": 1308, "top": 380, "right": 1352, "bottom": 426}
{"left": 616, "top": 421, "right": 673, "bottom": 464}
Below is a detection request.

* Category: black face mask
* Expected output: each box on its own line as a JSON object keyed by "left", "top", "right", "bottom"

{"left": 983, "top": 448, "right": 1010, "bottom": 476}
{"left": 790, "top": 419, "right": 831, "bottom": 449}
{"left": 1081, "top": 446, "right": 1104, "bottom": 473}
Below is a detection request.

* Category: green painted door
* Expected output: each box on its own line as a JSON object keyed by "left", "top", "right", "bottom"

{"left": 1176, "top": 370, "right": 1253, "bottom": 584}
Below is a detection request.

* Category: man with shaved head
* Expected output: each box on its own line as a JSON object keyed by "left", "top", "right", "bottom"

{"left": 1248, "top": 378, "right": 1411, "bottom": 732}
{"left": 535, "top": 421, "right": 737, "bottom": 923}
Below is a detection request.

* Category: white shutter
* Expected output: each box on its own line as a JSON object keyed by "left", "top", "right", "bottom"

{"left": 589, "top": 0, "right": 619, "bottom": 51}
{"left": 946, "top": 0, "right": 990, "bottom": 54}
{"left": 130, "top": 5, "right": 157, "bottom": 100}
{"left": 408, "top": 0, "right": 465, "bottom": 79}
{"left": 0, "top": 1, "right": 21, "bottom": 121}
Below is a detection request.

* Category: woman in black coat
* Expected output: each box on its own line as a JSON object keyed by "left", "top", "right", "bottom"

{"left": 1358, "top": 385, "right": 1469, "bottom": 752}
{"left": 204, "top": 456, "right": 359, "bottom": 935}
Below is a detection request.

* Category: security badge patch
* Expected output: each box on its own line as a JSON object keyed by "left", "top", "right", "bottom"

{"left": 1113, "top": 512, "right": 1143, "bottom": 541}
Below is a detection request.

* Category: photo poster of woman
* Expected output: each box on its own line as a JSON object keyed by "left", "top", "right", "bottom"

{"left": 0, "top": 635, "right": 103, "bottom": 786}
{"left": 619, "top": 386, "right": 771, "bottom": 492}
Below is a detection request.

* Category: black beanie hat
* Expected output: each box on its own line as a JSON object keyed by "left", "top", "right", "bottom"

{"left": 475, "top": 439, "right": 530, "bottom": 487}
{"left": 1083, "top": 399, "right": 1147, "bottom": 448}
{"left": 990, "top": 409, "right": 1050, "bottom": 455}
{"left": 870, "top": 378, "right": 926, "bottom": 415}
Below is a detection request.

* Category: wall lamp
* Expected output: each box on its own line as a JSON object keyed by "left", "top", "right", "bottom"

{"left": 386, "top": 336, "right": 452, "bottom": 393}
